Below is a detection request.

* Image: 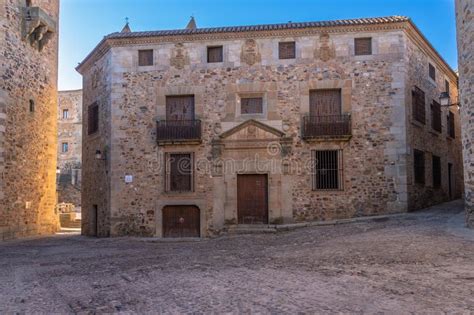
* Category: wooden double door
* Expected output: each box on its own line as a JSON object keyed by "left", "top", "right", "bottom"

{"left": 163, "top": 206, "right": 200, "bottom": 237}
{"left": 237, "top": 174, "right": 268, "bottom": 224}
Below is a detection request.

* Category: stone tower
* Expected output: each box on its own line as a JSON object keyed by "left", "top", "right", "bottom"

{"left": 456, "top": 0, "right": 474, "bottom": 228}
{"left": 0, "top": 0, "right": 60, "bottom": 240}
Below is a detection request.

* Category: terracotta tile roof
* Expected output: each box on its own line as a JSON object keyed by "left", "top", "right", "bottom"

{"left": 105, "top": 15, "right": 409, "bottom": 39}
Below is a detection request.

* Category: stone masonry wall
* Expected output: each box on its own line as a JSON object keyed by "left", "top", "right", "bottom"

{"left": 405, "top": 34, "right": 463, "bottom": 210}
{"left": 57, "top": 89, "right": 82, "bottom": 206}
{"left": 0, "top": 0, "right": 59, "bottom": 240}
{"left": 456, "top": 0, "right": 474, "bottom": 228}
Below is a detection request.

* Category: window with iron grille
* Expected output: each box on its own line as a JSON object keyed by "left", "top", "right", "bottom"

{"left": 207, "top": 46, "right": 223, "bottom": 63}
{"left": 62, "top": 109, "right": 69, "bottom": 119}
{"left": 447, "top": 111, "right": 455, "bottom": 138}
{"left": 138, "top": 49, "right": 153, "bottom": 66}
{"left": 279, "top": 41, "right": 296, "bottom": 59}
{"left": 414, "top": 149, "right": 425, "bottom": 185}
{"left": 354, "top": 37, "right": 372, "bottom": 55}
{"left": 429, "top": 63, "right": 436, "bottom": 81}
{"left": 431, "top": 101, "right": 442, "bottom": 132}
{"left": 241, "top": 97, "right": 263, "bottom": 114}
{"left": 88, "top": 102, "right": 99, "bottom": 135}
{"left": 445, "top": 80, "right": 450, "bottom": 94}
{"left": 412, "top": 86, "right": 426, "bottom": 124}
{"left": 312, "top": 150, "right": 343, "bottom": 190}
{"left": 61, "top": 142, "right": 69, "bottom": 153}
{"left": 432, "top": 155, "right": 441, "bottom": 188}
{"left": 166, "top": 153, "right": 193, "bottom": 192}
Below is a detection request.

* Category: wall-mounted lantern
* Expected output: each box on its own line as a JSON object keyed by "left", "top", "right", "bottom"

{"left": 439, "top": 92, "right": 460, "bottom": 109}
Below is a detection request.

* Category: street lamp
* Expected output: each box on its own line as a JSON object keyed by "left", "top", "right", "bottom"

{"left": 439, "top": 92, "right": 460, "bottom": 108}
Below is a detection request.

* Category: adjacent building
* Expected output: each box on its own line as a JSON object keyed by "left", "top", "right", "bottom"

{"left": 77, "top": 16, "right": 462, "bottom": 238}
{"left": 456, "top": 0, "right": 474, "bottom": 228}
{"left": 57, "top": 89, "right": 82, "bottom": 208}
{"left": 0, "top": 0, "right": 60, "bottom": 240}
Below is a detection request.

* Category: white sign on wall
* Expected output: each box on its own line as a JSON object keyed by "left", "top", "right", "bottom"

{"left": 125, "top": 175, "right": 133, "bottom": 183}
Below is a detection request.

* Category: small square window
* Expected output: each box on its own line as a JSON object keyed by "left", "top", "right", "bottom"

{"left": 241, "top": 97, "right": 263, "bottom": 114}
{"left": 355, "top": 38, "right": 372, "bottom": 55}
{"left": 88, "top": 103, "right": 99, "bottom": 135}
{"left": 429, "top": 63, "right": 436, "bottom": 81}
{"left": 279, "top": 41, "right": 296, "bottom": 59}
{"left": 138, "top": 49, "right": 154, "bottom": 66}
{"left": 62, "top": 142, "right": 69, "bottom": 153}
{"left": 207, "top": 46, "right": 223, "bottom": 63}
{"left": 62, "top": 109, "right": 69, "bottom": 119}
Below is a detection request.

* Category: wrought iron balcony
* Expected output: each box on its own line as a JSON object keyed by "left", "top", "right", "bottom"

{"left": 302, "top": 114, "right": 352, "bottom": 140}
{"left": 156, "top": 119, "right": 202, "bottom": 144}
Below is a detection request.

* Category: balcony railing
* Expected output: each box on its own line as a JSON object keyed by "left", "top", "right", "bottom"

{"left": 156, "top": 119, "right": 202, "bottom": 143}
{"left": 302, "top": 114, "right": 352, "bottom": 139}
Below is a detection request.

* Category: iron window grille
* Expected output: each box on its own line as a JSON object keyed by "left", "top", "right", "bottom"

{"left": 279, "top": 41, "right": 296, "bottom": 59}
{"left": 312, "top": 150, "right": 344, "bottom": 191}
{"left": 354, "top": 37, "right": 372, "bottom": 55}
{"left": 241, "top": 97, "right": 263, "bottom": 114}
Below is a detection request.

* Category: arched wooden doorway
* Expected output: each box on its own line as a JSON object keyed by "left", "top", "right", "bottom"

{"left": 162, "top": 205, "right": 200, "bottom": 237}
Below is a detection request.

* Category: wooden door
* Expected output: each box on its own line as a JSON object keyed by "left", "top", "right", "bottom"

{"left": 237, "top": 174, "right": 268, "bottom": 224}
{"left": 163, "top": 206, "right": 200, "bottom": 237}
{"left": 166, "top": 95, "right": 195, "bottom": 121}
{"left": 309, "top": 89, "right": 341, "bottom": 116}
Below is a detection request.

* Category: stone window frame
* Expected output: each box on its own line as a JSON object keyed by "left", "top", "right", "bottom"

{"left": 200, "top": 44, "right": 229, "bottom": 67}
{"left": 62, "top": 108, "right": 69, "bottom": 120}
{"left": 354, "top": 37, "right": 372, "bottom": 56}
{"left": 133, "top": 47, "right": 156, "bottom": 71}
{"left": 164, "top": 151, "right": 195, "bottom": 193}
{"left": 311, "top": 149, "right": 344, "bottom": 191}
{"left": 299, "top": 79, "right": 352, "bottom": 116}
{"left": 61, "top": 142, "right": 69, "bottom": 153}
{"left": 207, "top": 45, "right": 224, "bottom": 63}
{"left": 351, "top": 36, "right": 378, "bottom": 60}
{"left": 225, "top": 82, "right": 278, "bottom": 122}
{"left": 155, "top": 85, "right": 205, "bottom": 121}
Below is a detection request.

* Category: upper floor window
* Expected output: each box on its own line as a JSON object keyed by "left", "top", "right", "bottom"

{"left": 312, "top": 150, "right": 343, "bottom": 191}
{"left": 138, "top": 49, "right": 153, "bottom": 66}
{"left": 412, "top": 86, "right": 426, "bottom": 124}
{"left": 88, "top": 102, "right": 99, "bottom": 135}
{"left": 445, "top": 80, "right": 450, "bottom": 94}
{"left": 166, "top": 95, "right": 195, "bottom": 120}
{"left": 309, "top": 89, "right": 342, "bottom": 116}
{"left": 354, "top": 37, "right": 372, "bottom": 55}
{"left": 279, "top": 41, "right": 296, "bottom": 59}
{"left": 165, "top": 153, "right": 193, "bottom": 192}
{"left": 431, "top": 101, "right": 442, "bottom": 132}
{"left": 62, "top": 109, "right": 69, "bottom": 119}
{"left": 429, "top": 63, "right": 436, "bottom": 81}
{"left": 26, "top": 0, "right": 32, "bottom": 7}
{"left": 414, "top": 149, "right": 425, "bottom": 185}
{"left": 447, "top": 111, "right": 455, "bottom": 138}
{"left": 61, "top": 142, "right": 69, "bottom": 153}
{"left": 432, "top": 155, "right": 441, "bottom": 188}
{"left": 207, "top": 46, "right": 223, "bottom": 63}
{"left": 241, "top": 97, "right": 263, "bottom": 114}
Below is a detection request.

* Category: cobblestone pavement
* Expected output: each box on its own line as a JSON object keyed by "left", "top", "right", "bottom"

{"left": 0, "top": 200, "right": 473, "bottom": 314}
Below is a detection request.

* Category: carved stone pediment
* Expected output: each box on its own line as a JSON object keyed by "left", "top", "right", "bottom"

{"left": 219, "top": 119, "right": 285, "bottom": 141}
{"left": 22, "top": 7, "right": 57, "bottom": 51}
{"left": 170, "top": 43, "right": 190, "bottom": 69}
{"left": 240, "top": 39, "right": 261, "bottom": 66}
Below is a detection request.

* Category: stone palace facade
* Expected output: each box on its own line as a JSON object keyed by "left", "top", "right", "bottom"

{"left": 0, "top": 0, "right": 59, "bottom": 241}
{"left": 77, "top": 16, "right": 462, "bottom": 238}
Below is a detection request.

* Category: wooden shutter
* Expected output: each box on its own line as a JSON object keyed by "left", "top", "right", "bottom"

{"left": 412, "top": 86, "right": 426, "bottom": 124}
{"left": 432, "top": 155, "right": 441, "bottom": 188}
{"left": 429, "top": 63, "right": 436, "bottom": 81}
{"left": 166, "top": 95, "right": 195, "bottom": 121}
{"left": 448, "top": 111, "right": 455, "bottom": 138}
{"left": 88, "top": 103, "right": 99, "bottom": 135}
{"left": 279, "top": 41, "right": 295, "bottom": 59}
{"left": 309, "top": 89, "right": 342, "bottom": 116}
{"left": 355, "top": 38, "right": 372, "bottom": 55}
{"left": 431, "top": 101, "right": 442, "bottom": 132}
{"left": 207, "top": 46, "right": 223, "bottom": 63}
{"left": 241, "top": 97, "right": 263, "bottom": 114}
{"left": 445, "top": 80, "right": 450, "bottom": 94}
{"left": 138, "top": 50, "right": 153, "bottom": 66}
{"left": 414, "top": 149, "right": 425, "bottom": 184}
{"left": 167, "top": 153, "right": 193, "bottom": 192}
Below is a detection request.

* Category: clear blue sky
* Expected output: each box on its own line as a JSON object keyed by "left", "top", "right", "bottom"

{"left": 58, "top": 0, "right": 458, "bottom": 91}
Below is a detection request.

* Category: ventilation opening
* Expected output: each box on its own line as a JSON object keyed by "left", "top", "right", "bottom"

{"left": 29, "top": 99, "right": 35, "bottom": 113}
